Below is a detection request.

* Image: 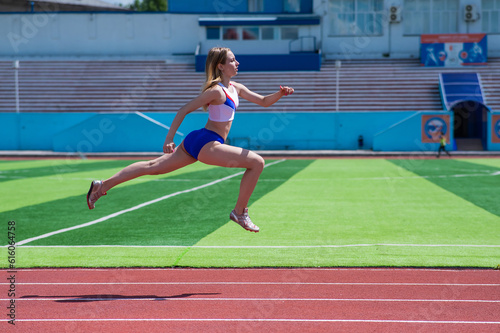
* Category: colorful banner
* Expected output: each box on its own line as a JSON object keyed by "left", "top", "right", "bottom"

{"left": 420, "top": 34, "right": 487, "bottom": 67}
{"left": 491, "top": 115, "right": 500, "bottom": 144}
{"left": 421, "top": 115, "right": 450, "bottom": 143}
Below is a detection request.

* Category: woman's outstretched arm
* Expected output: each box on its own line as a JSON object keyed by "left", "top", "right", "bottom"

{"left": 234, "top": 83, "right": 294, "bottom": 107}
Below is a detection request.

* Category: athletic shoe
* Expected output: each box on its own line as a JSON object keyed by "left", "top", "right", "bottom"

{"left": 230, "top": 208, "right": 259, "bottom": 232}
{"left": 87, "top": 180, "right": 106, "bottom": 210}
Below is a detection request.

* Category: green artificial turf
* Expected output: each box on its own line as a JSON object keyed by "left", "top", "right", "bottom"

{"left": 1, "top": 158, "right": 499, "bottom": 268}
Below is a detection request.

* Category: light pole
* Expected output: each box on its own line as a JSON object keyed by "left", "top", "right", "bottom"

{"left": 335, "top": 60, "right": 341, "bottom": 112}
{"left": 13, "top": 60, "right": 20, "bottom": 113}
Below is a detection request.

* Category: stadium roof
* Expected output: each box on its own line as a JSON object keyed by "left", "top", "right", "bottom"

{"left": 439, "top": 73, "right": 489, "bottom": 111}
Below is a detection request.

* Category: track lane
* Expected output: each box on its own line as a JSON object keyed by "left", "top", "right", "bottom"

{"left": 2, "top": 268, "right": 499, "bottom": 333}
{"left": 7, "top": 267, "right": 500, "bottom": 283}
{"left": 10, "top": 320, "right": 500, "bottom": 333}
{"left": 13, "top": 283, "right": 500, "bottom": 301}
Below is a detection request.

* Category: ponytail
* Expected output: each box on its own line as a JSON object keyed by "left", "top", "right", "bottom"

{"left": 202, "top": 47, "right": 230, "bottom": 110}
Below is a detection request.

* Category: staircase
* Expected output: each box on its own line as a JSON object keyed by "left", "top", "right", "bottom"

{"left": 0, "top": 58, "right": 499, "bottom": 113}
{"left": 455, "top": 138, "right": 484, "bottom": 151}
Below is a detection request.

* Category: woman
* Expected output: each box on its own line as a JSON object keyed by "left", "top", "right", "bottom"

{"left": 87, "top": 47, "right": 294, "bottom": 232}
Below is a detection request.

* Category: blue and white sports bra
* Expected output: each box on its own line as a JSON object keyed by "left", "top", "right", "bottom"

{"left": 208, "top": 82, "right": 239, "bottom": 122}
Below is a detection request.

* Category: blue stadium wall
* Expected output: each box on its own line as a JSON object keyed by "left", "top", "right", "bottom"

{"left": 0, "top": 111, "right": 457, "bottom": 153}
{"left": 168, "top": 0, "right": 313, "bottom": 14}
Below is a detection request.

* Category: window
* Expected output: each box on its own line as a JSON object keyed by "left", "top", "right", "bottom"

{"left": 284, "top": 0, "right": 301, "bottom": 13}
{"left": 242, "top": 27, "right": 259, "bottom": 40}
{"left": 261, "top": 27, "right": 276, "bottom": 40}
{"left": 206, "top": 26, "right": 282, "bottom": 40}
{"left": 482, "top": 0, "right": 500, "bottom": 33}
{"left": 248, "top": 0, "right": 264, "bottom": 12}
{"left": 222, "top": 27, "right": 239, "bottom": 40}
{"left": 329, "top": 0, "right": 384, "bottom": 36}
{"left": 403, "top": 0, "right": 458, "bottom": 35}
{"left": 206, "top": 27, "right": 220, "bottom": 40}
{"left": 281, "top": 27, "right": 299, "bottom": 39}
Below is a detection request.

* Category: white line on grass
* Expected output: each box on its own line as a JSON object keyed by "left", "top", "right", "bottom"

{"left": 13, "top": 159, "right": 286, "bottom": 246}
{"left": 16, "top": 244, "right": 500, "bottom": 248}
{"left": 8, "top": 318, "right": 500, "bottom": 324}
{"left": 1, "top": 172, "right": 499, "bottom": 182}
{"left": 349, "top": 171, "right": 500, "bottom": 181}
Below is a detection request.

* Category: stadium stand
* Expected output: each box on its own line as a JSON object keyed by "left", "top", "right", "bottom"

{"left": 0, "top": 58, "right": 499, "bottom": 114}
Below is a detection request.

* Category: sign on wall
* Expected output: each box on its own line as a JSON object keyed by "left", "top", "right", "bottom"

{"left": 491, "top": 115, "right": 500, "bottom": 144}
{"left": 420, "top": 34, "right": 487, "bottom": 67}
{"left": 421, "top": 114, "right": 450, "bottom": 143}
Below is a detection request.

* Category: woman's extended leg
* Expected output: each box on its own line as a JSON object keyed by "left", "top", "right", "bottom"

{"left": 197, "top": 142, "right": 265, "bottom": 231}
{"left": 87, "top": 147, "right": 196, "bottom": 209}
{"left": 103, "top": 148, "right": 196, "bottom": 192}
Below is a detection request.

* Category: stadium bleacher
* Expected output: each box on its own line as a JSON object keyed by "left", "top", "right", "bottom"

{"left": 0, "top": 58, "right": 499, "bottom": 114}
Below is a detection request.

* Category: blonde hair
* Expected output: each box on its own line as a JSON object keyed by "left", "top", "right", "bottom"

{"left": 202, "top": 47, "right": 231, "bottom": 110}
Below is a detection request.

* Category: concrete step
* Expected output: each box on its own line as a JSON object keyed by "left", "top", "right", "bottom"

{"left": 455, "top": 138, "right": 484, "bottom": 151}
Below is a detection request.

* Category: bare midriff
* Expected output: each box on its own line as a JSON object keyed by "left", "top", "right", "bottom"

{"left": 205, "top": 119, "right": 232, "bottom": 141}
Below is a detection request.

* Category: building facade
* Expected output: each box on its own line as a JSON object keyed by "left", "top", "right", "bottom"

{"left": 0, "top": 0, "right": 498, "bottom": 60}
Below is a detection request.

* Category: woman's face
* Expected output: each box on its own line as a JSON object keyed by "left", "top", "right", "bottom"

{"left": 219, "top": 51, "right": 239, "bottom": 78}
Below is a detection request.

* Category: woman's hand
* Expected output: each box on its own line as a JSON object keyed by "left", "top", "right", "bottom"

{"left": 163, "top": 139, "right": 176, "bottom": 154}
{"left": 280, "top": 85, "right": 294, "bottom": 96}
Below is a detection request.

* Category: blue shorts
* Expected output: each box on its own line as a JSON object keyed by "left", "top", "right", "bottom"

{"left": 182, "top": 128, "right": 224, "bottom": 160}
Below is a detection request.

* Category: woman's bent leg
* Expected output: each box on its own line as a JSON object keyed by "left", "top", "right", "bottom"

{"left": 197, "top": 142, "right": 265, "bottom": 215}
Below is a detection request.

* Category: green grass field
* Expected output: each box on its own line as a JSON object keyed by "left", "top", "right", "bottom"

{"left": 1, "top": 157, "right": 499, "bottom": 268}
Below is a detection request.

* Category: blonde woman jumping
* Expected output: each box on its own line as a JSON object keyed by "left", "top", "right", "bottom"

{"left": 87, "top": 47, "right": 294, "bottom": 232}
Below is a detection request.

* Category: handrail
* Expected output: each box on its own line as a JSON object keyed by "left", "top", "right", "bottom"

{"left": 373, "top": 112, "right": 424, "bottom": 138}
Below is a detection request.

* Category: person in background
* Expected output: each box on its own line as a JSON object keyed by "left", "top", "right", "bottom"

{"left": 437, "top": 132, "right": 451, "bottom": 158}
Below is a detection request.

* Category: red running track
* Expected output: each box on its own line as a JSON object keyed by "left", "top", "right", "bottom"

{"left": 1, "top": 268, "right": 499, "bottom": 332}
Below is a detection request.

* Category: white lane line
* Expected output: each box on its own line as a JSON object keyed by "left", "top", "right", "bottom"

{"left": 2, "top": 172, "right": 499, "bottom": 181}
{"left": 349, "top": 171, "right": 500, "bottom": 181}
{"left": 7, "top": 318, "right": 500, "bottom": 324}
{"left": 3, "top": 282, "right": 498, "bottom": 286}
{"left": 6, "top": 297, "right": 499, "bottom": 303}
{"left": 15, "top": 244, "right": 500, "bottom": 248}
{"left": 4, "top": 267, "right": 491, "bottom": 273}
{"left": 13, "top": 159, "right": 285, "bottom": 246}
